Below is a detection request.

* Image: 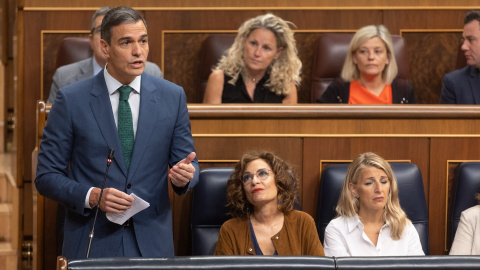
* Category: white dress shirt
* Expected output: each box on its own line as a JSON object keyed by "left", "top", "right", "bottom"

{"left": 84, "top": 67, "right": 142, "bottom": 208}
{"left": 104, "top": 66, "right": 141, "bottom": 138}
{"left": 324, "top": 215, "right": 424, "bottom": 257}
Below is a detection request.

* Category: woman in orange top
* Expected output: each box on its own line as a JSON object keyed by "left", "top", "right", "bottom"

{"left": 318, "top": 25, "right": 415, "bottom": 104}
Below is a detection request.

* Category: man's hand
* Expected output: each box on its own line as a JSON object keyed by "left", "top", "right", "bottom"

{"left": 89, "top": 187, "right": 134, "bottom": 213}
{"left": 169, "top": 152, "right": 196, "bottom": 187}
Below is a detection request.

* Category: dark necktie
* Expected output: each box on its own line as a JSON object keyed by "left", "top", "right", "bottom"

{"left": 118, "top": 85, "right": 134, "bottom": 170}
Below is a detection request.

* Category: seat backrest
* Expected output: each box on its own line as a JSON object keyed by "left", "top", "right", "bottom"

{"left": 55, "top": 37, "right": 93, "bottom": 69}
{"left": 198, "top": 34, "right": 236, "bottom": 102}
{"left": 316, "top": 162, "right": 430, "bottom": 254}
{"left": 450, "top": 162, "right": 480, "bottom": 244}
{"left": 191, "top": 167, "right": 234, "bottom": 255}
{"left": 311, "top": 33, "right": 409, "bottom": 102}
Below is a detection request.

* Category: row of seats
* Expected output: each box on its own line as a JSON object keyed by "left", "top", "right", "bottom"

{"left": 59, "top": 255, "right": 480, "bottom": 269}
{"left": 191, "top": 162, "right": 480, "bottom": 256}
{"left": 54, "top": 33, "right": 466, "bottom": 103}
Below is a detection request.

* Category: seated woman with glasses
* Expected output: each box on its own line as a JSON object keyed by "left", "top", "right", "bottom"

{"left": 214, "top": 150, "right": 324, "bottom": 255}
{"left": 323, "top": 152, "right": 424, "bottom": 256}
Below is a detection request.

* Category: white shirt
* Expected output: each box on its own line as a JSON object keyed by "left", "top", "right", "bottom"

{"left": 84, "top": 66, "right": 142, "bottom": 208}
{"left": 104, "top": 66, "right": 141, "bottom": 138}
{"left": 324, "top": 215, "right": 424, "bottom": 257}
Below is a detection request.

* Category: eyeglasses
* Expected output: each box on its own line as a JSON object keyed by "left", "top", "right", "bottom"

{"left": 91, "top": 25, "right": 101, "bottom": 35}
{"left": 240, "top": 168, "right": 272, "bottom": 184}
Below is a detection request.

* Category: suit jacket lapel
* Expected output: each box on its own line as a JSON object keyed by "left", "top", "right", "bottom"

{"left": 468, "top": 66, "right": 480, "bottom": 104}
{"left": 89, "top": 72, "right": 128, "bottom": 176}
{"left": 127, "top": 76, "right": 158, "bottom": 180}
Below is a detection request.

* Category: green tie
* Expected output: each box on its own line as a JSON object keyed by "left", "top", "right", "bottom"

{"left": 118, "top": 85, "right": 134, "bottom": 170}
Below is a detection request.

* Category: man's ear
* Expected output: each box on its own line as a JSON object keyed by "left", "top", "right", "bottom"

{"left": 88, "top": 34, "right": 94, "bottom": 50}
{"left": 100, "top": 39, "right": 109, "bottom": 58}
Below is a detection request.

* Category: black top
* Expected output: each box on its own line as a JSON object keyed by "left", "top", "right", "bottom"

{"left": 249, "top": 218, "right": 278, "bottom": 256}
{"left": 317, "top": 77, "right": 416, "bottom": 104}
{"left": 221, "top": 73, "right": 284, "bottom": 103}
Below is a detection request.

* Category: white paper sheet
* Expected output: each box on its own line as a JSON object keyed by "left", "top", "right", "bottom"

{"left": 106, "top": 193, "right": 150, "bottom": 225}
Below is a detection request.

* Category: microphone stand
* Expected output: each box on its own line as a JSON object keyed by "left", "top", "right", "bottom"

{"left": 86, "top": 149, "right": 115, "bottom": 258}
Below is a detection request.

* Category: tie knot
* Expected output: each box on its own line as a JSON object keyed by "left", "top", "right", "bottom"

{"left": 119, "top": 86, "right": 132, "bottom": 101}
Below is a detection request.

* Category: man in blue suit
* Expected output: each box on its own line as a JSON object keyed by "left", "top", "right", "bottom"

{"left": 441, "top": 11, "right": 480, "bottom": 104}
{"left": 35, "top": 6, "right": 199, "bottom": 259}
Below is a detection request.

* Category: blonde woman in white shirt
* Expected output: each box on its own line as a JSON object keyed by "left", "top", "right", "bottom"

{"left": 323, "top": 152, "right": 424, "bottom": 256}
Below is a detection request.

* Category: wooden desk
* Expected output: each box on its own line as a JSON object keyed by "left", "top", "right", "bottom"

{"left": 33, "top": 102, "right": 480, "bottom": 269}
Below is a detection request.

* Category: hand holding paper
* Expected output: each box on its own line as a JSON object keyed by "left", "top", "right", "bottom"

{"left": 106, "top": 193, "right": 150, "bottom": 225}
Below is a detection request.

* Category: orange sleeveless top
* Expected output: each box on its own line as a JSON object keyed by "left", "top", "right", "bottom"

{"left": 348, "top": 80, "right": 393, "bottom": 104}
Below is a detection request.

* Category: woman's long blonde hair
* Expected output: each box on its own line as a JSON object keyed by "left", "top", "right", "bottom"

{"left": 336, "top": 152, "right": 409, "bottom": 240}
{"left": 216, "top": 13, "right": 302, "bottom": 96}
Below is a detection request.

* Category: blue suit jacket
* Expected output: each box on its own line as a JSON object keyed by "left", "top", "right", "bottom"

{"left": 440, "top": 65, "right": 480, "bottom": 104}
{"left": 35, "top": 71, "right": 199, "bottom": 259}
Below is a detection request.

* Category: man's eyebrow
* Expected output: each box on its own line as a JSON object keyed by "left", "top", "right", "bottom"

{"left": 117, "top": 34, "right": 148, "bottom": 42}
{"left": 118, "top": 36, "right": 132, "bottom": 43}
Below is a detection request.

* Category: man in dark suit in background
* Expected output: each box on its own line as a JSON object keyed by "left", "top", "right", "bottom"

{"left": 47, "top": 6, "right": 162, "bottom": 103}
{"left": 441, "top": 11, "right": 480, "bottom": 104}
{"left": 36, "top": 6, "right": 199, "bottom": 259}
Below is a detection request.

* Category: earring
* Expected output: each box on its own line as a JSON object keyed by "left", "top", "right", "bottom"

{"left": 354, "top": 195, "right": 359, "bottom": 199}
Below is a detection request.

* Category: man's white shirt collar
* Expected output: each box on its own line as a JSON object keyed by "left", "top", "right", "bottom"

{"left": 103, "top": 65, "right": 142, "bottom": 94}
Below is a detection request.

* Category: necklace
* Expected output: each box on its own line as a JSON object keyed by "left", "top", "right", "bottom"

{"left": 243, "top": 72, "right": 261, "bottom": 84}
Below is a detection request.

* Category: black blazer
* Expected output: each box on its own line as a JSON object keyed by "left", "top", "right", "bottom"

{"left": 440, "top": 65, "right": 480, "bottom": 104}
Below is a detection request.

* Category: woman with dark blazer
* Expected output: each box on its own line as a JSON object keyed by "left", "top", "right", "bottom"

{"left": 318, "top": 25, "right": 415, "bottom": 104}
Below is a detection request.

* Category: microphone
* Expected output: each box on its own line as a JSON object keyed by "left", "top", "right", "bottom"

{"left": 86, "top": 149, "right": 115, "bottom": 258}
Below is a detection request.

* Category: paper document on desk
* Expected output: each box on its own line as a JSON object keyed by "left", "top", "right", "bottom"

{"left": 106, "top": 193, "right": 150, "bottom": 225}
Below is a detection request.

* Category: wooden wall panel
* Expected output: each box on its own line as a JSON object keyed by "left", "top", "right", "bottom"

{"left": 162, "top": 32, "right": 234, "bottom": 103}
{"left": 403, "top": 31, "right": 463, "bottom": 104}
{"left": 20, "top": 0, "right": 480, "bottom": 8}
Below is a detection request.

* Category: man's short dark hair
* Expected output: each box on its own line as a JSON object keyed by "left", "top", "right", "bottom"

{"left": 101, "top": 6, "right": 147, "bottom": 45}
{"left": 464, "top": 10, "right": 480, "bottom": 25}
{"left": 90, "top": 7, "right": 112, "bottom": 34}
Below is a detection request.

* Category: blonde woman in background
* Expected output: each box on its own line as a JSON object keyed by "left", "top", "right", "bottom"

{"left": 318, "top": 25, "right": 415, "bottom": 104}
{"left": 203, "top": 14, "right": 301, "bottom": 104}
